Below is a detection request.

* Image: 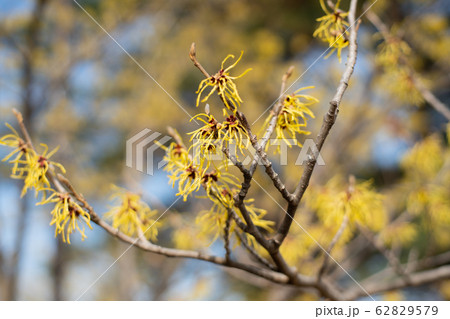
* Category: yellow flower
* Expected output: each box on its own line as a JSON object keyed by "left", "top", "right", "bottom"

{"left": 196, "top": 51, "right": 251, "bottom": 111}
{"left": 313, "top": 0, "right": 349, "bottom": 62}
{"left": 376, "top": 37, "right": 411, "bottom": 68}
{"left": 169, "top": 161, "right": 203, "bottom": 201}
{"left": 188, "top": 112, "right": 224, "bottom": 168}
{"left": 159, "top": 132, "right": 204, "bottom": 201}
{"left": 381, "top": 221, "right": 417, "bottom": 247}
{"left": 374, "top": 31, "right": 425, "bottom": 105}
{"left": 241, "top": 198, "right": 274, "bottom": 238}
{"left": 104, "top": 185, "right": 160, "bottom": 241}
{"left": 201, "top": 169, "right": 241, "bottom": 204}
{"left": 188, "top": 111, "right": 249, "bottom": 168}
{"left": 309, "top": 177, "right": 387, "bottom": 232}
{"left": 221, "top": 111, "right": 249, "bottom": 158}
{"left": 13, "top": 143, "right": 66, "bottom": 199}
{"left": 402, "top": 134, "right": 443, "bottom": 180}
{"left": 196, "top": 198, "right": 230, "bottom": 244}
{"left": 233, "top": 198, "right": 275, "bottom": 254}
{"left": 160, "top": 131, "right": 190, "bottom": 173}
{"left": 262, "top": 86, "right": 318, "bottom": 154}
{"left": 38, "top": 191, "right": 92, "bottom": 244}
{"left": 377, "top": 68, "right": 424, "bottom": 105}
{"left": 173, "top": 227, "right": 200, "bottom": 250}
{"left": 0, "top": 123, "right": 34, "bottom": 176}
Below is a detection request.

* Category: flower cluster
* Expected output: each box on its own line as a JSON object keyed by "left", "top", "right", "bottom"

{"left": 104, "top": 185, "right": 160, "bottom": 241}
{"left": 189, "top": 112, "right": 224, "bottom": 167}
{"left": 196, "top": 51, "right": 251, "bottom": 112}
{"left": 0, "top": 124, "right": 32, "bottom": 175}
{"left": 262, "top": 86, "right": 318, "bottom": 153}
{"left": 162, "top": 50, "right": 276, "bottom": 250}
{"left": 1, "top": 124, "right": 65, "bottom": 199}
{"left": 313, "top": 0, "right": 350, "bottom": 62}
{"left": 22, "top": 144, "right": 66, "bottom": 200}
{"left": 375, "top": 32, "right": 424, "bottom": 105}
{"left": 39, "top": 191, "right": 93, "bottom": 244}
{"left": 309, "top": 176, "right": 387, "bottom": 233}
{"left": 189, "top": 110, "right": 249, "bottom": 168}
{"left": 163, "top": 135, "right": 241, "bottom": 203}
{"left": 221, "top": 112, "right": 249, "bottom": 156}
{"left": 161, "top": 115, "right": 271, "bottom": 250}
{"left": 394, "top": 131, "right": 450, "bottom": 248}
{"left": 162, "top": 137, "right": 203, "bottom": 201}
{"left": 0, "top": 123, "right": 95, "bottom": 244}
{"left": 376, "top": 37, "right": 411, "bottom": 67}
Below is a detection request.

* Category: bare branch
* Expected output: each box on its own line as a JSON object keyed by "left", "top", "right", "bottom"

{"left": 224, "top": 211, "right": 232, "bottom": 262}
{"left": 189, "top": 42, "right": 210, "bottom": 78}
{"left": 346, "top": 265, "right": 450, "bottom": 300}
{"left": 12, "top": 109, "right": 34, "bottom": 149}
{"left": 273, "top": 0, "right": 361, "bottom": 247}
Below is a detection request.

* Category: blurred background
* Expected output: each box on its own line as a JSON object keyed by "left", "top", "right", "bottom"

{"left": 0, "top": 0, "right": 449, "bottom": 300}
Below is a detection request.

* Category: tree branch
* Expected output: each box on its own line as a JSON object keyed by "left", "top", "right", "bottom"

{"left": 273, "top": 0, "right": 361, "bottom": 247}
{"left": 346, "top": 265, "right": 450, "bottom": 300}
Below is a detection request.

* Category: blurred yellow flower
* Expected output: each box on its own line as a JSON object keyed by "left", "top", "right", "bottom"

{"left": 0, "top": 123, "right": 34, "bottom": 175}
{"left": 381, "top": 221, "right": 417, "bottom": 247}
{"left": 376, "top": 37, "right": 411, "bottom": 67}
{"left": 402, "top": 135, "right": 443, "bottom": 180}
{"left": 377, "top": 68, "right": 424, "bottom": 105}
{"left": 104, "top": 186, "right": 160, "bottom": 241}
{"left": 309, "top": 177, "right": 387, "bottom": 232}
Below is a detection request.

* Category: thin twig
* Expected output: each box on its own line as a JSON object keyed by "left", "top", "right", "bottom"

{"left": 12, "top": 109, "right": 34, "bottom": 149}
{"left": 224, "top": 211, "right": 232, "bottom": 262}
{"left": 346, "top": 265, "right": 450, "bottom": 300}
{"left": 273, "top": 0, "right": 361, "bottom": 247}
{"left": 189, "top": 42, "right": 210, "bottom": 78}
